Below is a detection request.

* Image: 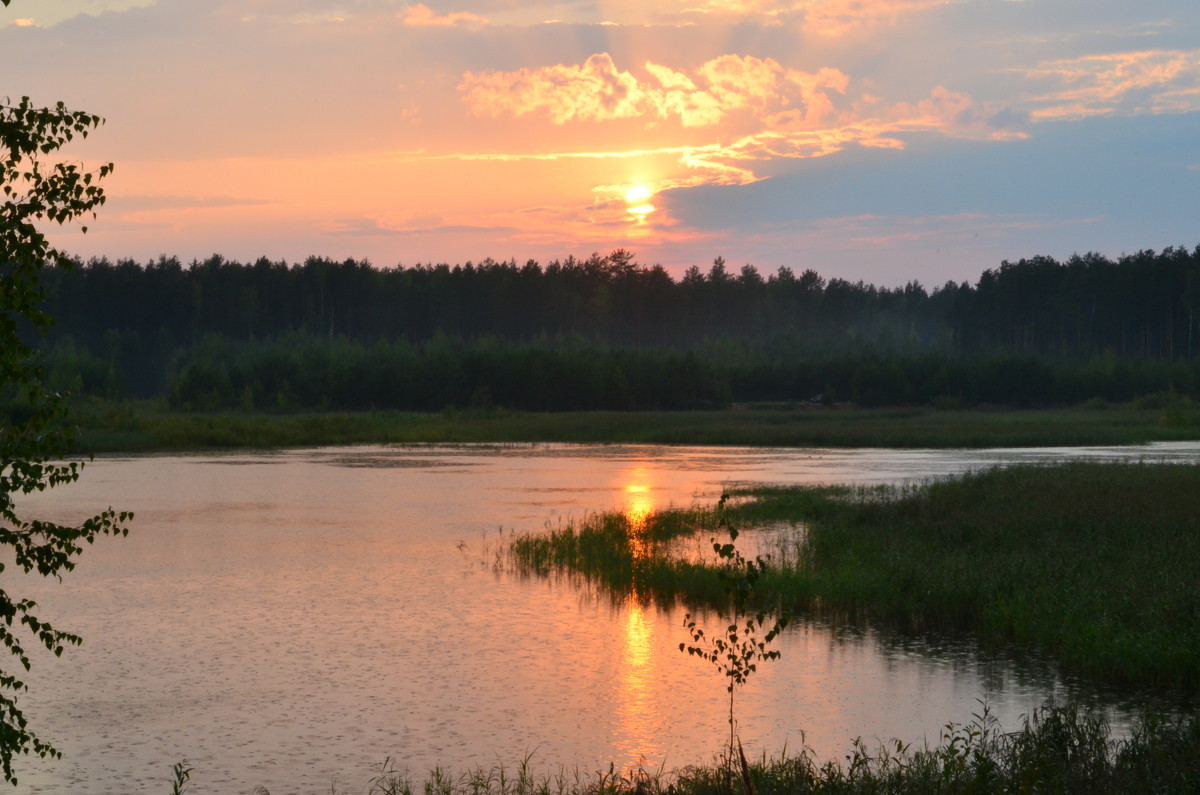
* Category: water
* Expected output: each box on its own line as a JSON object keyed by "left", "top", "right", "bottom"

{"left": 12, "top": 442, "right": 1200, "bottom": 793}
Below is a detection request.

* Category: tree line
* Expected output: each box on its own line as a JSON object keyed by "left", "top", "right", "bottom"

{"left": 26, "top": 244, "right": 1200, "bottom": 411}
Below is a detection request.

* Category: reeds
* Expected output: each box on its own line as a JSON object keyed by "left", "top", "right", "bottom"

{"left": 259, "top": 705, "right": 1198, "bottom": 794}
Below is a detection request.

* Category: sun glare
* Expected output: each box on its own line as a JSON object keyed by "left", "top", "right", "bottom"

{"left": 625, "top": 184, "right": 652, "bottom": 203}
{"left": 624, "top": 183, "right": 656, "bottom": 222}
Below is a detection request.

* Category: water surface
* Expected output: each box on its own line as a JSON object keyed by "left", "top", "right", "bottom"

{"left": 14, "top": 442, "right": 1200, "bottom": 793}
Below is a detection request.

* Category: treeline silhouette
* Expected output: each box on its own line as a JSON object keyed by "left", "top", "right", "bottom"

{"left": 30, "top": 245, "right": 1200, "bottom": 411}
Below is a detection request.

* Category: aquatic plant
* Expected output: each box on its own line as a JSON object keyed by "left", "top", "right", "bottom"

{"left": 168, "top": 760, "right": 191, "bottom": 795}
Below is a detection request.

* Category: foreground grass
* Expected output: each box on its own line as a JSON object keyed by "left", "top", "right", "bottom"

{"left": 511, "top": 462, "right": 1200, "bottom": 692}
{"left": 262, "top": 706, "right": 1200, "bottom": 794}
{"left": 60, "top": 399, "right": 1200, "bottom": 453}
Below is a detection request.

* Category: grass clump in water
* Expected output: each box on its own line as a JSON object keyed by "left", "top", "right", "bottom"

{"left": 510, "top": 462, "right": 1200, "bottom": 692}
{"left": 509, "top": 506, "right": 728, "bottom": 605}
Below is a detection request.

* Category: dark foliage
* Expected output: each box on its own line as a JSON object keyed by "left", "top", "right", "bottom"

{"left": 26, "top": 245, "right": 1200, "bottom": 411}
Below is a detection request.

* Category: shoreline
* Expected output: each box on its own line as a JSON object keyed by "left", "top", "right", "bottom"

{"left": 62, "top": 401, "right": 1200, "bottom": 454}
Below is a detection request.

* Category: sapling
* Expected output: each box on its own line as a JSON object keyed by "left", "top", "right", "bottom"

{"left": 679, "top": 494, "right": 789, "bottom": 794}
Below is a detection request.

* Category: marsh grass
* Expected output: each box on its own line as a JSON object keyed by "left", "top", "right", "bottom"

{"left": 761, "top": 462, "right": 1200, "bottom": 691}
{"left": 509, "top": 507, "right": 728, "bottom": 607}
{"left": 60, "top": 399, "right": 1200, "bottom": 452}
{"left": 509, "top": 462, "right": 1200, "bottom": 692}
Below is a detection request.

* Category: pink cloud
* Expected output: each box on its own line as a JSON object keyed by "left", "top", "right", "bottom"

{"left": 460, "top": 54, "right": 851, "bottom": 128}
{"left": 802, "top": 0, "right": 951, "bottom": 36}
{"left": 459, "top": 53, "right": 645, "bottom": 123}
{"left": 402, "top": 3, "right": 488, "bottom": 28}
{"left": 679, "top": 0, "right": 949, "bottom": 33}
{"left": 1024, "top": 49, "right": 1200, "bottom": 120}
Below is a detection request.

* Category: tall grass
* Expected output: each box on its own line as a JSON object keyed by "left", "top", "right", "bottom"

{"left": 245, "top": 705, "right": 1198, "bottom": 794}
{"left": 759, "top": 463, "right": 1200, "bottom": 690}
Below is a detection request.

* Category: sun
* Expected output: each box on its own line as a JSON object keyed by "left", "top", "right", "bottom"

{"left": 625, "top": 184, "right": 652, "bottom": 203}
{"left": 624, "top": 183, "right": 655, "bottom": 221}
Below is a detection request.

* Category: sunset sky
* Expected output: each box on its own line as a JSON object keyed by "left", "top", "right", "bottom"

{"left": 3, "top": 0, "right": 1197, "bottom": 285}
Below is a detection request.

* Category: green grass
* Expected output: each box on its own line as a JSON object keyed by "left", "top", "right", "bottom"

{"left": 55, "top": 398, "right": 1200, "bottom": 453}
{"left": 510, "top": 462, "right": 1200, "bottom": 692}
{"left": 306, "top": 705, "right": 1200, "bottom": 794}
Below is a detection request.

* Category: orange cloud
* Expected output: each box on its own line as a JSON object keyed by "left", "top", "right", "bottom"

{"left": 1024, "top": 49, "right": 1200, "bottom": 120}
{"left": 802, "top": 0, "right": 951, "bottom": 36}
{"left": 421, "top": 82, "right": 1019, "bottom": 215}
{"left": 402, "top": 3, "right": 488, "bottom": 28}
{"left": 450, "top": 56, "right": 1027, "bottom": 244}
{"left": 460, "top": 54, "right": 850, "bottom": 128}
{"left": 460, "top": 53, "right": 645, "bottom": 123}
{"left": 886, "top": 84, "right": 1026, "bottom": 140}
{"left": 680, "top": 0, "right": 949, "bottom": 34}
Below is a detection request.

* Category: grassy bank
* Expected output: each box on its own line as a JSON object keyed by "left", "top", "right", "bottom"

{"left": 511, "top": 462, "right": 1200, "bottom": 692}
{"left": 57, "top": 399, "right": 1200, "bottom": 453}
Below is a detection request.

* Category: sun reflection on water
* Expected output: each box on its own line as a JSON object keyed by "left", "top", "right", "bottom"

{"left": 615, "top": 592, "right": 664, "bottom": 766}
{"left": 613, "top": 465, "right": 666, "bottom": 765}
{"left": 622, "top": 467, "right": 656, "bottom": 562}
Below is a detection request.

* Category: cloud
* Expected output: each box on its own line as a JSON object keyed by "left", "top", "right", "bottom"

{"left": 801, "top": 0, "right": 952, "bottom": 37}
{"left": 888, "top": 85, "right": 1030, "bottom": 140}
{"left": 457, "top": 53, "right": 1026, "bottom": 193}
{"left": 460, "top": 53, "right": 850, "bottom": 127}
{"left": 678, "top": 0, "right": 950, "bottom": 35}
{"left": 401, "top": 3, "right": 488, "bottom": 28}
{"left": 0, "top": 0, "right": 155, "bottom": 28}
{"left": 460, "top": 53, "right": 646, "bottom": 123}
{"left": 1023, "top": 48, "right": 1200, "bottom": 120}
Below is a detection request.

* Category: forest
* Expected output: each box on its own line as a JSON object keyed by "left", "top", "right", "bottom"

{"left": 24, "top": 244, "right": 1200, "bottom": 412}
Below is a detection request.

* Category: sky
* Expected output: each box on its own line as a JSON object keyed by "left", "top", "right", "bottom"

{"left": 2, "top": 0, "right": 1198, "bottom": 286}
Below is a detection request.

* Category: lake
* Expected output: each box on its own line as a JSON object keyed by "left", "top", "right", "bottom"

{"left": 14, "top": 442, "right": 1200, "bottom": 793}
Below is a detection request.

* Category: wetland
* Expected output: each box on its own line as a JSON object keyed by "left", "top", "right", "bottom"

{"left": 13, "top": 442, "right": 1200, "bottom": 793}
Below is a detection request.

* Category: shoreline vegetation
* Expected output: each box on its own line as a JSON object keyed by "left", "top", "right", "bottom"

{"left": 50, "top": 398, "right": 1200, "bottom": 454}
{"left": 303, "top": 704, "right": 1200, "bottom": 795}
{"left": 490, "top": 462, "right": 1200, "bottom": 794}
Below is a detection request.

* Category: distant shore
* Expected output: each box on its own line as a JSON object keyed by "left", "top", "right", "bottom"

{"left": 63, "top": 399, "right": 1200, "bottom": 453}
